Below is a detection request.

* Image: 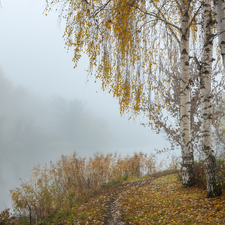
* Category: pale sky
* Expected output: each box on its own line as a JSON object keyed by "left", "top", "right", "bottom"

{"left": 0, "top": 0, "right": 178, "bottom": 211}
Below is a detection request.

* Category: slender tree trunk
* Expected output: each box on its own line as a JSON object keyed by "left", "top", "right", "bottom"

{"left": 202, "top": 0, "right": 222, "bottom": 197}
{"left": 180, "top": 0, "right": 195, "bottom": 187}
{"left": 214, "top": 0, "right": 225, "bottom": 70}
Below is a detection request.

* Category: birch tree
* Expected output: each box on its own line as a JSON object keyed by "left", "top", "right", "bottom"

{"left": 150, "top": 0, "right": 223, "bottom": 196}
{"left": 144, "top": 51, "right": 202, "bottom": 155}
{"left": 214, "top": 0, "right": 225, "bottom": 69}
{"left": 179, "top": 0, "right": 196, "bottom": 187}
{"left": 200, "top": 0, "right": 222, "bottom": 197}
{"left": 214, "top": 91, "right": 225, "bottom": 141}
{"left": 150, "top": 55, "right": 225, "bottom": 153}
{"left": 45, "top": 0, "right": 205, "bottom": 187}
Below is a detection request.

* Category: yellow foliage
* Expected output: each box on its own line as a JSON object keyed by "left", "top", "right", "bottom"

{"left": 45, "top": 0, "right": 184, "bottom": 119}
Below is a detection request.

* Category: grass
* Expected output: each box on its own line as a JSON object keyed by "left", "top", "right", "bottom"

{"left": 2, "top": 152, "right": 225, "bottom": 224}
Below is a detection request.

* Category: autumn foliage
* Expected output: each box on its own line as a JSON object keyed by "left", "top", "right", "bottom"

{"left": 45, "top": 0, "right": 182, "bottom": 117}
{"left": 0, "top": 208, "right": 17, "bottom": 225}
{"left": 1, "top": 152, "right": 225, "bottom": 224}
{"left": 9, "top": 151, "right": 158, "bottom": 224}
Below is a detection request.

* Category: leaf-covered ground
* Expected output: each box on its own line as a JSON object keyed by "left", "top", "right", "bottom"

{"left": 120, "top": 174, "right": 225, "bottom": 224}
{"left": 45, "top": 171, "right": 225, "bottom": 224}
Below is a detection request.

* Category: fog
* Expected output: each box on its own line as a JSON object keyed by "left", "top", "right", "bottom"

{"left": 0, "top": 70, "right": 171, "bottom": 211}
{"left": 0, "top": 71, "right": 112, "bottom": 209}
{"left": 0, "top": 0, "right": 175, "bottom": 211}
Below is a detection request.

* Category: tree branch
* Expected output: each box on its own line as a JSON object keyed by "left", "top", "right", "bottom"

{"left": 186, "top": 3, "right": 203, "bottom": 36}
{"left": 193, "top": 55, "right": 201, "bottom": 71}
{"left": 83, "top": 0, "right": 90, "bottom": 5}
{"left": 94, "top": 0, "right": 112, "bottom": 17}
{"left": 174, "top": 0, "right": 183, "bottom": 13}
{"left": 135, "top": 5, "right": 181, "bottom": 45}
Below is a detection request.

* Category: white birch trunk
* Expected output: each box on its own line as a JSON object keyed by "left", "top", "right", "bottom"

{"left": 214, "top": 0, "right": 225, "bottom": 70}
{"left": 180, "top": 0, "right": 195, "bottom": 187}
{"left": 202, "top": 0, "right": 222, "bottom": 197}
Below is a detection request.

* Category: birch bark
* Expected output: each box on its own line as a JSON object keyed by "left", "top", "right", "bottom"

{"left": 214, "top": 0, "right": 225, "bottom": 69}
{"left": 180, "top": 0, "right": 195, "bottom": 187}
{"left": 202, "top": 0, "right": 222, "bottom": 197}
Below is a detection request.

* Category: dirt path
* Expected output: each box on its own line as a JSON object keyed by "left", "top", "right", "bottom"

{"left": 102, "top": 177, "right": 153, "bottom": 224}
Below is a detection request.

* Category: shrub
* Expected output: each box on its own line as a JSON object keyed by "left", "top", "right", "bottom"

{"left": 0, "top": 208, "right": 17, "bottom": 225}
{"left": 188, "top": 158, "right": 225, "bottom": 190}
{"left": 10, "top": 151, "right": 159, "bottom": 224}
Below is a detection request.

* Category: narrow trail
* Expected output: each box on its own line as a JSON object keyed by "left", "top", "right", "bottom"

{"left": 72, "top": 171, "right": 178, "bottom": 224}
{"left": 103, "top": 178, "right": 153, "bottom": 224}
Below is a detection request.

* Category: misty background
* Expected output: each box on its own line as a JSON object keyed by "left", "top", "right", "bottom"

{"left": 0, "top": 0, "right": 175, "bottom": 211}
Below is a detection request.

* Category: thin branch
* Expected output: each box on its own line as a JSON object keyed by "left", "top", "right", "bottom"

{"left": 83, "top": 0, "right": 90, "bottom": 5}
{"left": 135, "top": 6, "right": 181, "bottom": 45}
{"left": 174, "top": 0, "right": 183, "bottom": 13}
{"left": 187, "top": 3, "right": 203, "bottom": 33}
{"left": 93, "top": 0, "right": 112, "bottom": 17}
{"left": 153, "top": 3, "right": 181, "bottom": 31}
{"left": 135, "top": 6, "right": 181, "bottom": 32}
{"left": 137, "top": 19, "right": 158, "bottom": 32}
{"left": 152, "top": 2, "right": 181, "bottom": 45}
{"left": 193, "top": 55, "right": 201, "bottom": 71}
{"left": 214, "top": 30, "right": 225, "bottom": 39}
{"left": 187, "top": 0, "right": 193, "bottom": 12}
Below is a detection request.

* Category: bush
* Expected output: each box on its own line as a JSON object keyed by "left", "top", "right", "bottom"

{"left": 0, "top": 208, "right": 17, "bottom": 225}
{"left": 190, "top": 158, "right": 225, "bottom": 189}
{"left": 10, "top": 151, "right": 159, "bottom": 224}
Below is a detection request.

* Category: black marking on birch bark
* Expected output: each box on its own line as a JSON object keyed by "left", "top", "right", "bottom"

{"left": 202, "top": 130, "right": 210, "bottom": 134}
{"left": 203, "top": 145, "right": 211, "bottom": 150}
{"left": 204, "top": 2, "right": 211, "bottom": 7}
{"left": 180, "top": 91, "right": 186, "bottom": 96}
{"left": 183, "top": 10, "right": 188, "bottom": 17}
{"left": 202, "top": 135, "right": 210, "bottom": 139}
{"left": 180, "top": 78, "right": 187, "bottom": 84}
{"left": 181, "top": 48, "right": 188, "bottom": 55}
{"left": 181, "top": 114, "right": 189, "bottom": 120}
{"left": 186, "top": 140, "right": 192, "bottom": 147}
{"left": 202, "top": 70, "right": 210, "bottom": 74}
